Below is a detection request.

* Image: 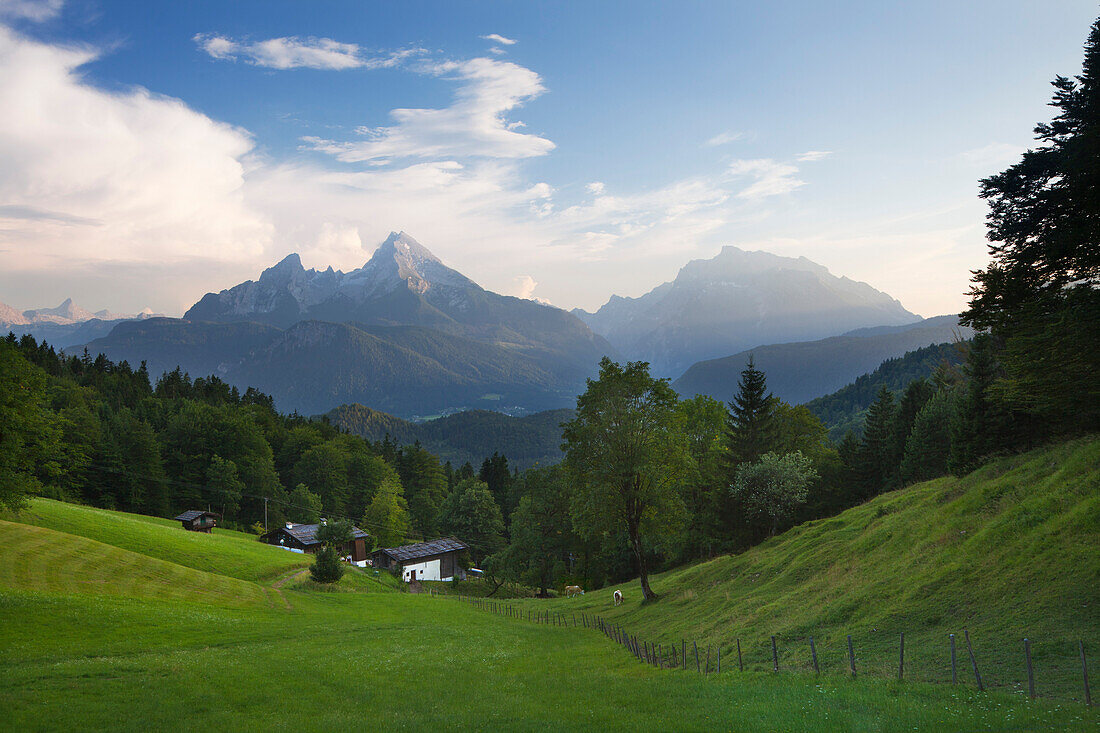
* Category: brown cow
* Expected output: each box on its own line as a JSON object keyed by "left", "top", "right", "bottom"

{"left": 565, "top": 585, "right": 584, "bottom": 597}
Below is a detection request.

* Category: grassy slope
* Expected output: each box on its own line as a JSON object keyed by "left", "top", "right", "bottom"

{"left": 532, "top": 437, "right": 1100, "bottom": 701}
{"left": 7, "top": 498, "right": 310, "bottom": 581}
{"left": 0, "top": 447, "right": 1097, "bottom": 730}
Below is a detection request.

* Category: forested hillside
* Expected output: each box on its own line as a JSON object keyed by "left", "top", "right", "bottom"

{"left": 326, "top": 404, "right": 572, "bottom": 469}
{"left": 805, "top": 341, "right": 966, "bottom": 440}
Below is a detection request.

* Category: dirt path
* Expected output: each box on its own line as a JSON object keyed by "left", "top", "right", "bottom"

{"left": 266, "top": 568, "right": 309, "bottom": 610}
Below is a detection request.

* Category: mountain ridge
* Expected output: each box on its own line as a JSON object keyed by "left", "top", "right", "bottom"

{"left": 574, "top": 245, "right": 920, "bottom": 376}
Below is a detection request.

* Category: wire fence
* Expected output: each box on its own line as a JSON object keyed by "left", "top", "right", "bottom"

{"left": 447, "top": 595, "right": 1095, "bottom": 707}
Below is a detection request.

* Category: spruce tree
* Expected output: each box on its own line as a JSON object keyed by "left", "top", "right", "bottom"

{"left": 856, "top": 386, "right": 898, "bottom": 496}
{"left": 725, "top": 356, "right": 777, "bottom": 470}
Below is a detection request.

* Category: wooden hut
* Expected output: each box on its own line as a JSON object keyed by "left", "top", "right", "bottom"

{"left": 261, "top": 522, "right": 371, "bottom": 564}
{"left": 174, "top": 510, "right": 219, "bottom": 533}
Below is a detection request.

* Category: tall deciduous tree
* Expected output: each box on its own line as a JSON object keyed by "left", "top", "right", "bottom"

{"left": 562, "top": 358, "right": 688, "bottom": 601}
{"left": 440, "top": 478, "right": 505, "bottom": 565}
{"left": 492, "top": 465, "right": 576, "bottom": 596}
{"left": 361, "top": 475, "right": 411, "bottom": 550}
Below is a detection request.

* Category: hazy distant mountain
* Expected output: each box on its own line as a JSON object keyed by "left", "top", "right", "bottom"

{"left": 81, "top": 232, "right": 614, "bottom": 417}
{"left": 186, "top": 231, "right": 611, "bottom": 381}
{"left": 672, "top": 315, "right": 972, "bottom": 405}
{"left": 2, "top": 298, "right": 163, "bottom": 348}
{"left": 326, "top": 404, "right": 574, "bottom": 469}
{"left": 0, "top": 301, "right": 28, "bottom": 325}
{"left": 22, "top": 297, "right": 95, "bottom": 325}
{"left": 574, "top": 246, "right": 920, "bottom": 377}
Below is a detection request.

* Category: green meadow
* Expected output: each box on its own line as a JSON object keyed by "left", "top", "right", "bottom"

{"left": 1, "top": 439, "right": 1098, "bottom": 730}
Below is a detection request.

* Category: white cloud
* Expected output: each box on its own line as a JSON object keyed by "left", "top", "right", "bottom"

{"left": 0, "top": 27, "right": 270, "bottom": 276}
{"left": 0, "top": 0, "right": 62, "bottom": 21}
{"left": 509, "top": 274, "right": 538, "bottom": 299}
{"left": 305, "top": 57, "right": 554, "bottom": 161}
{"left": 481, "top": 33, "right": 517, "bottom": 46}
{"left": 727, "top": 159, "right": 805, "bottom": 199}
{"left": 959, "top": 142, "right": 1024, "bottom": 168}
{"left": 705, "top": 131, "right": 743, "bottom": 146}
{"left": 586, "top": 181, "right": 605, "bottom": 195}
{"left": 796, "top": 150, "right": 832, "bottom": 162}
{"left": 193, "top": 33, "right": 425, "bottom": 70}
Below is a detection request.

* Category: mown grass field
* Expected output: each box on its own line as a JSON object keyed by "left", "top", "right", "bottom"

{"left": 0, "top": 441, "right": 1097, "bottom": 730}
{"left": 520, "top": 437, "right": 1100, "bottom": 703}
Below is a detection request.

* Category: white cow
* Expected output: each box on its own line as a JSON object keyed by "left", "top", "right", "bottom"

{"left": 613, "top": 589, "right": 623, "bottom": 606}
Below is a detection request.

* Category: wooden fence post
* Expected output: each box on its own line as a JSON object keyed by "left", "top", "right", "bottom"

{"left": 810, "top": 636, "right": 819, "bottom": 673}
{"left": 847, "top": 635, "right": 856, "bottom": 677}
{"left": 737, "top": 638, "right": 743, "bottom": 672}
{"left": 950, "top": 634, "right": 957, "bottom": 685}
{"left": 717, "top": 645, "right": 721, "bottom": 674}
{"left": 683, "top": 640, "right": 687, "bottom": 670}
{"left": 1024, "top": 638, "right": 1035, "bottom": 699}
{"left": 705, "top": 646, "right": 711, "bottom": 675}
{"left": 772, "top": 636, "right": 779, "bottom": 672}
{"left": 694, "top": 641, "right": 701, "bottom": 673}
{"left": 1081, "top": 641, "right": 1092, "bottom": 707}
{"left": 964, "top": 630, "right": 983, "bottom": 692}
{"left": 899, "top": 632, "right": 905, "bottom": 681}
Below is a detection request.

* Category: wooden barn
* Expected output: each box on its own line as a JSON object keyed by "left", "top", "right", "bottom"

{"left": 174, "top": 510, "right": 219, "bottom": 533}
{"left": 261, "top": 522, "right": 371, "bottom": 564}
{"left": 371, "top": 538, "right": 468, "bottom": 582}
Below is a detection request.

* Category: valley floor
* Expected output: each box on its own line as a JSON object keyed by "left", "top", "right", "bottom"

{"left": 2, "top": 436, "right": 1099, "bottom": 732}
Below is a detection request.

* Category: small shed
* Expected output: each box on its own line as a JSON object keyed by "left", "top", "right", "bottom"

{"left": 174, "top": 510, "right": 219, "bottom": 533}
{"left": 371, "top": 537, "right": 468, "bottom": 582}
{"left": 261, "top": 522, "right": 371, "bottom": 564}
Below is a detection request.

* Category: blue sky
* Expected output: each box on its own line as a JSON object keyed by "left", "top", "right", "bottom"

{"left": 0, "top": 0, "right": 1096, "bottom": 317}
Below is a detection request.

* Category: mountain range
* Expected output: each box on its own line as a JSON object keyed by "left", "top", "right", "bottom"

{"left": 82, "top": 232, "right": 613, "bottom": 417}
{"left": 574, "top": 246, "right": 920, "bottom": 376}
{"left": 672, "top": 314, "right": 972, "bottom": 405}
{"left": 0, "top": 298, "right": 161, "bottom": 348}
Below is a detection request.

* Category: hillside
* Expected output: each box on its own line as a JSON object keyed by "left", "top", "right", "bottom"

{"left": 805, "top": 341, "right": 966, "bottom": 440}
{"left": 1, "top": 496, "right": 1092, "bottom": 730}
{"left": 533, "top": 437, "right": 1100, "bottom": 701}
{"left": 576, "top": 246, "right": 918, "bottom": 376}
{"left": 326, "top": 404, "right": 573, "bottom": 468}
{"left": 673, "top": 315, "right": 971, "bottom": 405}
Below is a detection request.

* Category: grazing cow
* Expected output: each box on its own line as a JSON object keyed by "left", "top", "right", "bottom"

{"left": 565, "top": 585, "right": 584, "bottom": 597}
{"left": 613, "top": 589, "right": 623, "bottom": 606}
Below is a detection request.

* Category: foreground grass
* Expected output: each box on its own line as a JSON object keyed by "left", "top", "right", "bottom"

{"left": 1, "top": 587, "right": 1096, "bottom": 732}
{"left": 528, "top": 437, "right": 1100, "bottom": 703}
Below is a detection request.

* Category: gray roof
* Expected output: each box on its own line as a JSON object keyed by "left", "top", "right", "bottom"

{"left": 175, "top": 510, "right": 217, "bottom": 521}
{"left": 376, "top": 537, "right": 468, "bottom": 562}
{"left": 278, "top": 523, "right": 369, "bottom": 546}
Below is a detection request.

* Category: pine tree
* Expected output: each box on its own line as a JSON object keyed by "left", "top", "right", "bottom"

{"left": 725, "top": 356, "right": 777, "bottom": 470}
{"left": 856, "top": 386, "right": 898, "bottom": 496}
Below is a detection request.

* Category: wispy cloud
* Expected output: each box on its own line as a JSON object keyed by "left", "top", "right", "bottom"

{"left": 481, "top": 33, "right": 517, "bottom": 46}
{"left": 193, "top": 33, "right": 425, "bottom": 70}
{"left": 728, "top": 159, "right": 804, "bottom": 199}
{"left": 705, "top": 131, "right": 743, "bottom": 146}
{"left": 959, "top": 142, "right": 1024, "bottom": 168}
{"left": 796, "top": 150, "right": 832, "bottom": 162}
{"left": 304, "top": 57, "right": 554, "bottom": 161}
{"left": 0, "top": 0, "right": 63, "bottom": 21}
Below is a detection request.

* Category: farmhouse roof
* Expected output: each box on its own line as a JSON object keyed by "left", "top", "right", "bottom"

{"left": 174, "top": 510, "right": 218, "bottom": 521}
{"left": 378, "top": 537, "right": 468, "bottom": 562}
{"left": 279, "top": 523, "right": 370, "bottom": 546}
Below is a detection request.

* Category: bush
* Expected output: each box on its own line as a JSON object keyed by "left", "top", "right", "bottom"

{"left": 309, "top": 546, "right": 345, "bottom": 584}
